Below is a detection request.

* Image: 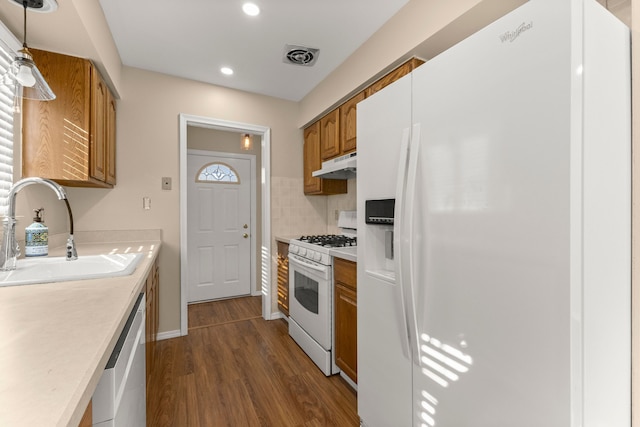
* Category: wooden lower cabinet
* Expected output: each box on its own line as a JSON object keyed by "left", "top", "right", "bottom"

{"left": 145, "top": 258, "right": 160, "bottom": 382}
{"left": 78, "top": 400, "right": 92, "bottom": 427}
{"left": 334, "top": 258, "right": 357, "bottom": 383}
{"left": 277, "top": 241, "right": 290, "bottom": 316}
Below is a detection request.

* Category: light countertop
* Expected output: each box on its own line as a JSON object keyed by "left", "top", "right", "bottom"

{"left": 329, "top": 246, "right": 357, "bottom": 263}
{"left": 0, "top": 230, "right": 161, "bottom": 427}
{"left": 275, "top": 235, "right": 296, "bottom": 244}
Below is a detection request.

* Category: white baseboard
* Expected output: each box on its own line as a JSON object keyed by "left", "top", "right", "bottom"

{"left": 270, "top": 311, "right": 288, "bottom": 321}
{"left": 340, "top": 371, "right": 358, "bottom": 391}
{"left": 156, "top": 329, "right": 182, "bottom": 341}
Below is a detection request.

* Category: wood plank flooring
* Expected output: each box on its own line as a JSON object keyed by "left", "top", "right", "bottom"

{"left": 147, "top": 296, "right": 359, "bottom": 426}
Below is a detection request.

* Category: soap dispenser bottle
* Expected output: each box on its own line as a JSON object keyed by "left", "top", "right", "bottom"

{"left": 25, "top": 208, "right": 48, "bottom": 257}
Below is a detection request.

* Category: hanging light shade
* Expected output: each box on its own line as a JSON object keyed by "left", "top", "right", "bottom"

{"left": 1, "top": 0, "right": 55, "bottom": 102}
{"left": 241, "top": 133, "right": 252, "bottom": 151}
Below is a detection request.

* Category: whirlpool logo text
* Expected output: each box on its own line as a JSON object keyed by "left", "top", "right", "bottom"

{"left": 499, "top": 21, "right": 533, "bottom": 43}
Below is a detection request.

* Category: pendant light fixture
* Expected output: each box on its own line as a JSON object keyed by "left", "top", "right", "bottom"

{"left": 1, "top": 0, "right": 56, "bottom": 103}
{"left": 241, "top": 133, "right": 253, "bottom": 151}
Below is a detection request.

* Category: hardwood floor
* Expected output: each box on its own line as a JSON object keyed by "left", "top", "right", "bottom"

{"left": 147, "top": 296, "right": 359, "bottom": 426}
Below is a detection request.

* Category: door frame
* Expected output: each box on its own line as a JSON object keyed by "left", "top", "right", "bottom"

{"left": 179, "top": 113, "right": 272, "bottom": 336}
{"left": 186, "top": 148, "right": 256, "bottom": 303}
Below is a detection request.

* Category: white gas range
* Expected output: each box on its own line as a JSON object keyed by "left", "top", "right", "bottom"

{"left": 288, "top": 211, "right": 356, "bottom": 376}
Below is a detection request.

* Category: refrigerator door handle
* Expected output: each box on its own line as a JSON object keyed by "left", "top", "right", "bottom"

{"left": 394, "top": 127, "right": 411, "bottom": 360}
{"left": 396, "top": 124, "right": 422, "bottom": 366}
{"left": 401, "top": 123, "right": 422, "bottom": 367}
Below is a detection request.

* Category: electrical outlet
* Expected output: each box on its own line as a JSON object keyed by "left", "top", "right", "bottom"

{"left": 335, "top": 210, "right": 339, "bottom": 220}
{"left": 162, "top": 177, "right": 172, "bottom": 190}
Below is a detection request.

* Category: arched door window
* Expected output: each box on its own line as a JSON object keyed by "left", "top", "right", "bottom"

{"left": 196, "top": 162, "right": 240, "bottom": 183}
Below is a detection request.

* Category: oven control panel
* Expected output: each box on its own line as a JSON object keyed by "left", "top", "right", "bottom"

{"left": 289, "top": 244, "right": 331, "bottom": 266}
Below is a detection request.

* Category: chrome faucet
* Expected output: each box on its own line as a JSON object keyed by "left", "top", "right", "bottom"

{"left": 0, "top": 177, "right": 77, "bottom": 271}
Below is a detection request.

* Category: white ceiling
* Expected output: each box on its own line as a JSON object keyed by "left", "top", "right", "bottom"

{"left": 97, "top": 0, "right": 410, "bottom": 102}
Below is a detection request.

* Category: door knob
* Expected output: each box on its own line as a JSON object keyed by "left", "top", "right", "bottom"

{"left": 243, "top": 224, "right": 248, "bottom": 229}
{"left": 243, "top": 233, "right": 249, "bottom": 238}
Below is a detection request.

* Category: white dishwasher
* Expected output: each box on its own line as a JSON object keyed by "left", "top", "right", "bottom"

{"left": 92, "top": 293, "right": 146, "bottom": 426}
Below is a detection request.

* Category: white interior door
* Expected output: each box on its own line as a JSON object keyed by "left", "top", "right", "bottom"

{"left": 187, "top": 152, "right": 252, "bottom": 302}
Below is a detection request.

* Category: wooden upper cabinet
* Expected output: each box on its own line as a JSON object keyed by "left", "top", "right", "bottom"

{"left": 106, "top": 87, "right": 117, "bottom": 185}
{"left": 90, "top": 67, "right": 107, "bottom": 183}
{"left": 320, "top": 108, "right": 340, "bottom": 160}
{"left": 300, "top": 57, "right": 424, "bottom": 195}
{"left": 340, "top": 91, "right": 365, "bottom": 154}
{"left": 22, "top": 49, "right": 117, "bottom": 188}
{"left": 365, "top": 57, "right": 425, "bottom": 97}
{"left": 303, "top": 122, "right": 347, "bottom": 195}
{"left": 303, "top": 122, "right": 322, "bottom": 194}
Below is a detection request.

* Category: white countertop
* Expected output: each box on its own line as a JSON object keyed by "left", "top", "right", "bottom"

{"left": 275, "top": 235, "right": 296, "bottom": 244}
{"left": 0, "top": 232, "right": 161, "bottom": 427}
{"left": 329, "top": 246, "right": 357, "bottom": 263}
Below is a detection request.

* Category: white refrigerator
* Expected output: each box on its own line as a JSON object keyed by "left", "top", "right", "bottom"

{"left": 356, "top": 0, "right": 631, "bottom": 426}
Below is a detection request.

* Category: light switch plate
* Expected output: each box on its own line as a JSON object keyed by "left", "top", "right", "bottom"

{"left": 162, "top": 177, "right": 172, "bottom": 190}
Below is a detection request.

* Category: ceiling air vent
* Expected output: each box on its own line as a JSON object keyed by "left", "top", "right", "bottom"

{"left": 8, "top": 0, "right": 58, "bottom": 13}
{"left": 283, "top": 44, "right": 319, "bottom": 67}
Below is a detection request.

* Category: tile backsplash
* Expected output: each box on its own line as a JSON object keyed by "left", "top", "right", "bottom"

{"left": 271, "top": 176, "right": 328, "bottom": 239}
{"left": 271, "top": 177, "right": 356, "bottom": 237}
{"left": 327, "top": 178, "right": 356, "bottom": 234}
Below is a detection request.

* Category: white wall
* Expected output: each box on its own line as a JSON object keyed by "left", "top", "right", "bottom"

{"left": 60, "top": 66, "right": 303, "bottom": 332}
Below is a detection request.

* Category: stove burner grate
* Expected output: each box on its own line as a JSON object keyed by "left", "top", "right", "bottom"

{"left": 298, "top": 234, "right": 357, "bottom": 248}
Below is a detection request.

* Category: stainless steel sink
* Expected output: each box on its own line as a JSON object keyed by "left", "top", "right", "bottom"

{"left": 0, "top": 253, "right": 143, "bottom": 287}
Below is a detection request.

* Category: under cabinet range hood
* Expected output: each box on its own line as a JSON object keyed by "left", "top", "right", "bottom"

{"left": 312, "top": 152, "right": 356, "bottom": 179}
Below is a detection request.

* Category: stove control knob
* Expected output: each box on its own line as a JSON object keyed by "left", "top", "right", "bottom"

{"left": 314, "top": 252, "right": 322, "bottom": 261}
{"left": 289, "top": 245, "right": 299, "bottom": 254}
{"left": 299, "top": 248, "right": 307, "bottom": 256}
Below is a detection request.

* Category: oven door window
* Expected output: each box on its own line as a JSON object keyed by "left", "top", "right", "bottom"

{"left": 293, "top": 270, "right": 319, "bottom": 314}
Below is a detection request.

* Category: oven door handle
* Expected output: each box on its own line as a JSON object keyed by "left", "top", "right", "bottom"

{"left": 289, "top": 253, "right": 328, "bottom": 273}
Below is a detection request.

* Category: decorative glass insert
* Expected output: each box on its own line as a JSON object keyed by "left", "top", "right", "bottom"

{"left": 196, "top": 162, "right": 240, "bottom": 183}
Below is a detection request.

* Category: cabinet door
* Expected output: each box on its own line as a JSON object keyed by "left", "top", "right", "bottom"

{"left": 145, "top": 271, "right": 155, "bottom": 376}
{"left": 90, "top": 67, "right": 107, "bottom": 183}
{"left": 303, "top": 122, "right": 322, "bottom": 194}
{"left": 22, "top": 50, "right": 92, "bottom": 182}
{"left": 335, "top": 283, "right": 357, "bottom": 383}
{"left": 303, "top": 122, "right": 347, "bottom": 195}
{"left": 78, "top": 400, "right": 92, "bottom": 427}
{"left": 277, "top": 241, "right": 289, "bottom": 316}
{"left": 145, "top": 258, "right": 159, "bottom": 383}
{"left": 106, "top": 89, "right": 117, "bottom": 185}
{"left": 340, "top": 91, "right": 365, "bottom": 154}
{"left": 320, "top": 108, "right": 340, "bottom": 160}
{"left": 334, "top": 258, "right": 357, "bottom": 382}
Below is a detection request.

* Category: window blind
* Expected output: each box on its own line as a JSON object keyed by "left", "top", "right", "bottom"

{"left": 0, "top": 42, "right": 14, "bottom": 216}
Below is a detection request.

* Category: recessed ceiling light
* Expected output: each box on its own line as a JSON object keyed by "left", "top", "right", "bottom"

{"left": 220, "top": 67, "right": 234, "bottom": 76}
{"left": 242, "top": 2, "right": 260, "bottom": 16}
